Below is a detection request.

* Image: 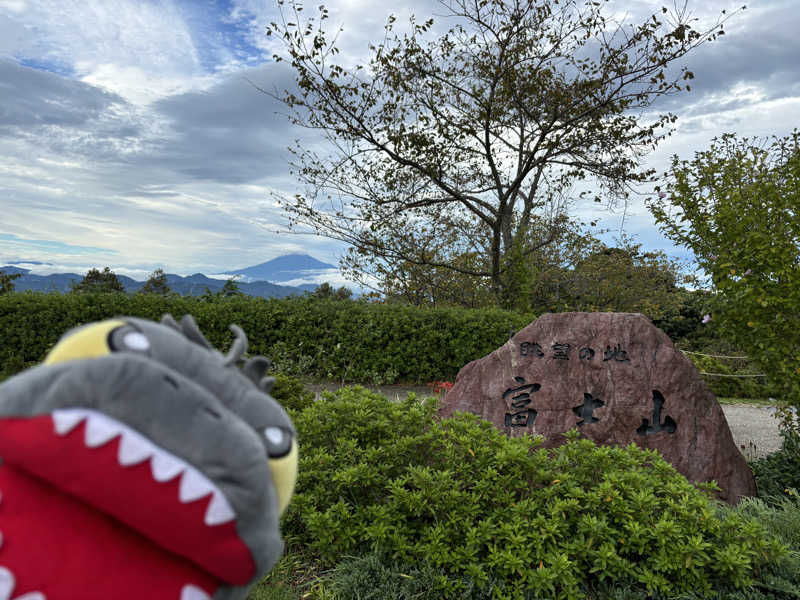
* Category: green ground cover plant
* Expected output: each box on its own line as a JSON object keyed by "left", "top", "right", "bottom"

{"left": 265, "top": 386, "right": 787, "bottom": 600}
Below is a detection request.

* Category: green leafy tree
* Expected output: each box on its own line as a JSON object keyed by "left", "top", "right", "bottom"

{"left": 560, "top": 237, "right": 688, "bottom": 320}
{"left": 264, "top": 0, "right": 736, "bottom": 308}
{"left": 311, "top": 282, "right": 353, "bottom": 301}
{"left": 220, "top": 276, "right": 244, "bottom": 298}
{"left": 138, "top": 268, "right": 171, "bottom": 295}
{"left": 0, "top": 270, "right": 22, "bottom": 295}
{"left": 71, "top": 267, "right": 125, "bottom": 294}
{"left": 372, "top": 215, "right": 582, "bottom": 309}
{"left": 648, "top": 131, "right": 800, "bottom": 420}
{"left": 201, "top": 276, "right": 244, "bottom": 301}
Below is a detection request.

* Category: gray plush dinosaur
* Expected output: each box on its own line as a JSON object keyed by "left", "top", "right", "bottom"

{"left": 0, "top": 314, "right": 297, "bottom": 600}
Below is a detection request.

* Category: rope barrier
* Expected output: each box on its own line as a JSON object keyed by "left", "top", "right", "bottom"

{"left": 697, "top": 372, "right": 767, "bottom": 378}
{"left": 680, "top": 350, "right": 750, "bottom": 360}
{"left": 680, "top": 350, "right": 767, "bottom": 377}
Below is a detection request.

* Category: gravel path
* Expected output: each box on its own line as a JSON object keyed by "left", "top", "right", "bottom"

{"left": 722, "top": 404, "right": 784, "bottom": 459}
{"left": 306, "top": 384, "right": 786, "bottom": 459}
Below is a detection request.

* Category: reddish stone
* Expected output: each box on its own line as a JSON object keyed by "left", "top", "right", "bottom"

{"left": 439, "top": 312, "right": 756, "bottom": 504}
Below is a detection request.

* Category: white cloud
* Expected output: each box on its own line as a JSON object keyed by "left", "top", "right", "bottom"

{"left": 1, "top": 0, "right": 799, "bottom": 285}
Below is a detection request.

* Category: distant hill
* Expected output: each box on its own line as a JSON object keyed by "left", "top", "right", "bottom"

{"left": 0, "top": 266, "right": 313, "bottom": 298}
{"left": 223, "top": 253, "right": 336, "bottom": 283}
{"left": 0, "top": 254, "right": 342, "bottom": 298}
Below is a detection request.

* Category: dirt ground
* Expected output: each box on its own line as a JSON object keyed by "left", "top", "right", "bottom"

{"left": 303, "top": 382, "right": 784, "bottom": 459}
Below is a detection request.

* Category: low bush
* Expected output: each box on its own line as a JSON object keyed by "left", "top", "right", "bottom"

{"left": 751, "top": 430, "right": 800, "bottom": 502}
{"left": 282, "top": 387, "right": 786, "bottom": 599}
{"left": 271, "top": 373, "right": 316, "bottom": 413}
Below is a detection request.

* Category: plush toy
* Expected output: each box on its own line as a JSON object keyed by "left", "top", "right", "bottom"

{"left": 0, "top": 314, "right": 297, "bottom": 600}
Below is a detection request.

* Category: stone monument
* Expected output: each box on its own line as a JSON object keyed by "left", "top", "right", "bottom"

{"left": 438, "top": 312, "right": 756, "bottom": 504}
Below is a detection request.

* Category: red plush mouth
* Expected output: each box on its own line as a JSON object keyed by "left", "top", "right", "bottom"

{"left": 0, "top": 411, "right": 257, "bottom": 599}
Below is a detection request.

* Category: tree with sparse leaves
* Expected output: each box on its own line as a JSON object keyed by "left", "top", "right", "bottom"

{"left": 263, "top": 0, "right": 738, "bottom": 308}
{"left": 0, "top": 271, "right": 21, "bottom": 295}
{"left": 71, "top": 267, "right": 125, "bottom": 294}
{"left": 138, "top": 268, "right": 171, "bottom": 295}
{"left": 649, "top": 131, "right": 800, "bottom": 423}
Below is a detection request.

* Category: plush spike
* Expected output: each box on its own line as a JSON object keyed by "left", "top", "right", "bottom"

{"left": 179, "top": 315, "right": 213, "bottom": 349}
{"left": 242, "top": 357, "right": 271, "bottom": 386}
{"left": 160, "top": 314, "right": 181, "bottom": 332}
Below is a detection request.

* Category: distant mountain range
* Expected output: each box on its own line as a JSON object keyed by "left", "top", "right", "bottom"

{"left": 0, "top": 254, "right": 340, "bottom": 299}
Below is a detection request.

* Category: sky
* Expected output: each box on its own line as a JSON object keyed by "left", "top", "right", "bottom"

{"left": 1, "top": 0, "right": 798, "bottom": 287}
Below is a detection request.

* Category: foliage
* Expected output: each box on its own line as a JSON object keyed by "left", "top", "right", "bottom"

{"left": 70, "top": 267, "right": 125, "bottom": 294}
{"left": 0, "top": 293, "right": 529, "bottom": 384}
{"left": 309, "top": 282, "right": 352, "bottom": 301}
{"left": 282, "top": 386, "right": 785, "bottom": 599}
{"left": 648, "top": 131, "right": 800, "bottom": 425}
{"left": 138, "top": 268, "right": 171, "bottom": 295}
{"left": 221, "top": 276, "right": 244, "bottom": 297}
{"left": 271, "top": 373, "right": 316, "bottom": 413}
{"left": 314, "top": 552, "right": 453, "bottom": 600}
{"left": 265, "top": 0, "right": 736, "bottom": 308}
{"left": 713, "top": 492, "right": 800, "bottom": 600}
{"left": 533, "top": 236, "right": 690, "bottom": 320}
{"left": 751, "top": 431, "right": 800, "bottom": 502}
{"left": 201, "top": 276, "right": 244, "bottom": 301}
{"left": 683, "top": 350, "right": 780, "bottom": 400}
{"left": 652, "top": 288, "right": 712, "bottom": 342}
{"left": 0, "top": 270, "right": 21, "bottom": 295}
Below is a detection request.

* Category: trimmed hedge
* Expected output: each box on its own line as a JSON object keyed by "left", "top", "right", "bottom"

{"left": 0, "top": 292, "right": 532, "bottom": 383}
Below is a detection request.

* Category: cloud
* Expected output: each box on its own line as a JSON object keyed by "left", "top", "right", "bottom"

{"left": 134, "top": 63, "right": 298, "bottom": 184}
{"left": 0, "top": 0, "right": 798, "bottom": 286}
{"left": 0, "top": 233, "right": 116, "bottom": 256}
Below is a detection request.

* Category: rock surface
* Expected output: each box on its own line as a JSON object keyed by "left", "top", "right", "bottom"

{"left": 438, "top": 312, "right": 757, "bottom": 504}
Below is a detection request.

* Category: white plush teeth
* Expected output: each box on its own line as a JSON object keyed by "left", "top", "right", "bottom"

{"left": 204, "top": 491, "right": 235, "bottom": 526}
{"left": 84, "top": 412, "right": 123, "bottom": 448}
{"left": 151, "top": 452, "right": 185, "bottom": 482}
{"left": 179, "top": 468, "right": 213, "bottom": 503}
{"left": 16, "top": 593, "right": 46, "bottom": 600}
{"left": 0, "top": 566, "right": 13, "bottom": 600}
{"left": 50, "top": 408, "right": 236, "bottom": 527}
{"left": 52, "top": 409, "right": 87, "bottom": 435}
{"left": 118, "top": 429, "right": 155, "bottom": 466}
{"left": 180, "top": 584, "right": 211, "bottom": 600}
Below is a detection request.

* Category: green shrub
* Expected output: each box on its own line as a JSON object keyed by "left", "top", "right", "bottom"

{"left": 319, "top": 552, "right": 460, "bottom": 600}
{"left": 282, "top": 387, "right": 786, "bottom": 599}
{"left": 272, "top": 373, "right": 316, "bottom": 413}
{"left": 751, "top": 431, "right": 800, "bottom": 502}
{"left": 702, "top": 492, "right": 800, "bottom": 600}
